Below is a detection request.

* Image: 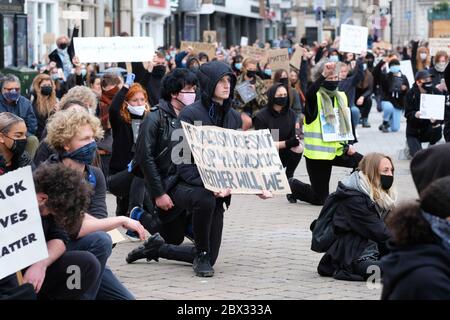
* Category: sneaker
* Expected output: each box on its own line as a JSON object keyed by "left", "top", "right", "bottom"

{"left": 126, "top": 233, "right": 165, "bottom": 264}
{"left": 378, "top": 123, "right": 390, "bottom": 133}
{"left": 193, "top": 251, "right": 214, "bottom": 277}
{"left": 362, "top": 119, "right": 371, "bottom": 128}
{"left": 126, "top": 206, "right": 144, "bottom": 239}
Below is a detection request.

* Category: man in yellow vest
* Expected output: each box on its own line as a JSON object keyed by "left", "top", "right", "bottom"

{"left": 288, "top": 60, "right": 363, "bottom": 205}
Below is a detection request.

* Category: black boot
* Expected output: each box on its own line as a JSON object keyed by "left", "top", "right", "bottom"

{"left": 362, "top": 118, "right": 371, "bottom": 128}
{"left": 126, "top": 233, "right": 165, "bottom": 264}
{"left": 193, "top": 251, "right": 214, "bottom": 277}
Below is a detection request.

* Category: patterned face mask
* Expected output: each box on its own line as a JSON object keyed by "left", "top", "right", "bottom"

{"left": 422, "top": 211, "right": 450, "bottom": 251}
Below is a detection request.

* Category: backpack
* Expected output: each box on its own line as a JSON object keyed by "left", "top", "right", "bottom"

{"left": 310, "top": 192, "right": 340, "bottom": 253}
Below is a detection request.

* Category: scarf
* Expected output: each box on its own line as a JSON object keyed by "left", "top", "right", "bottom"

{"left": 318, "top": 87, "right": 351, "bottom": 135}
{"left": 357, "top": 171, "right": 396, "bottom": 218}
{"left": 99, "top": 86, "right": 119, "bottom": 130}
{"left": 422, "top": 211, "right": 450, "bottom": 251}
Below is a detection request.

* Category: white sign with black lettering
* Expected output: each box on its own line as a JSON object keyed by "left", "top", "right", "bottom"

{"left": 420, "top": 94, "right": 446, "bottom": 121}
{"left": 339, "top": 24, "right": 368, "bottom": 54}
{"left": 0, "top": 166, "right": 48, "bottom": 280}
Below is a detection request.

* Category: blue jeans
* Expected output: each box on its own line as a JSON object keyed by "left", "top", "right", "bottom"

{"left": 382, "top": 101, "right": 402, "bottom": 132}
{"left": 67, "top": 231, "right": 134, "bottom": 300}
{"left": 351, "top": 105, "right": 361, "bottom": 129}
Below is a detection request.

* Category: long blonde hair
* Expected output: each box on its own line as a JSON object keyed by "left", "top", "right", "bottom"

{"left": 416, "top": 46, "right": 431, "bottom": 71}
{"left": 358, "top": 152, "right": 395, "bottom": 202}
{"left": 31, "top": 74, "right": 57, "bottom": 117}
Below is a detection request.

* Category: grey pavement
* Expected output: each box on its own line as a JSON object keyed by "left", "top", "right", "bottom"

{"left": 106, "top": 105, "right": 433, "bottom": 300}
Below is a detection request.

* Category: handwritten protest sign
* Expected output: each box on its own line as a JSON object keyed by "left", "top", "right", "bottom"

{"left": 400, "top": 60, "right": 415, "bottom": 88}
{"left": 339, "top": 24, "right": 368, "bottom": 54}
{"left": 290, "top": 47, "right": 303, "bottom": 71}
{"left": 319, "top": 107, "right": 355, "bottom": 142}
{"left": 0, "top": 166, "right": 48, "bottom": 280}
{"left": 240, "top": 46, "right": 267, "bottom": 63}
{"left": 420, "top": 94, "right": 446, "bottom": 120}
{"left": 180, "top": 41, "right": 216, "bottom": 60}
{"left": 203, "top": 31, "right": 217, "bottom": 44}
{"left": 235, "top": 81, "right": 257, "bottom": 104}
{"left": 73, "top": 37, "right": 155, "bottom": 63}
{"left": 429, "top": 38, "right": 450, "bottom": 56}
{"left": 181, "top": 122, "right": 291, "bottom": 195}
{"left": 266, "top": 48, "right": 290, "bottom": 72}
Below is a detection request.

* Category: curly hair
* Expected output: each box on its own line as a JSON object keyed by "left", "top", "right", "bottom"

{"left": 33, "top": 163, "right": 93, "bottom": 236}
{"left": 120, "top": 83, "right": 150, "bottom": 124}
{"left": 31, "top": 73, "right": 57, "bottom": 118}
{"left": 58, "top": 86, "right": 97, "bottom": 113}
{"left": 45, "top": 109, "right": 104, "bottom": 153}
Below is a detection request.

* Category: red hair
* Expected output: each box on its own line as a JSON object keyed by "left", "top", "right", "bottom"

{"left": 120, "top": 83, "right": 150, "bottom": 124}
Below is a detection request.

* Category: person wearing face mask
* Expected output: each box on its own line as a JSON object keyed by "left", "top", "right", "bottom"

{"left": 30, "top": 74, "right": 57, "bottom": 141}
{"left": 231, "top": 55, "right": 244, "bottom": 77}
{"left": 44, "top": 109, "right": 145, "bottom": 300}
{"left": 48, "top": 29, "right": 78, "bottom": 80}
{"left": 404, "top": 70, "right": 443, "bottom": 157}
{"left": 374, "top": 59, "right": 410, "bottom": 133}
{"left": 415, "top": 46, "right": 431, "bottom": 74}
{"left": 288, "top": 61, "right": 364, "bottom": 206}
{"left": 235, "top": 58, "right": 269, "bottom": 130}
{"left": 355, "top": 54, "right": 374, "bottom": 128}
{"left": 315, "top": 153, "right": 395, "bottom": 281}
{"left": 0, "top": 112, "right": 32, "bottom": 175}
{"left": 126, "top": 69, "right": 199, "bottom": 259}
{"left": 141, "top": 52, "right": 168, "bottom": 107}
{"left": 254, "top": 83, "right": 303, "bottom": 181}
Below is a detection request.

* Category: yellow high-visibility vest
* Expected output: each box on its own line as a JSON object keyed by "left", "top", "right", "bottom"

{"left": 303, "top": 91, "right": 347, "bottom": 160}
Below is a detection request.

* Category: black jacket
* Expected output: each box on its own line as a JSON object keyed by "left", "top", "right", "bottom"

{"left": 141, "top": 69, "right": 165, "bottom": 107}
{"left": 48, "top": 27, "right": 77, "bottom": 69}
{"left": 135, "top": 99, "right": 179, "bottom": 198}
{"left": 380, "top": 243, "right": 450, "bottom": 300}
{"left": 374, "top": 61, "right": 409, "bottom": 109}
{"left": 404, "top": 84, "right": 438, "bottom": 136}
{"left": 318, "top": 182, "right": 391, "bottom": 281}
{"left": 176, "top": 61, "right": 242, "bottom": 187}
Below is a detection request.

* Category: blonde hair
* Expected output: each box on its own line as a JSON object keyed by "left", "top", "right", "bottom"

{"left": 358, "top": 152, "right": 395, "bottom": 201}
{"left": 31, "top": 73, "right": 57, "bottom": 118}
{"left": 416, "top": 46, "right": 431, "bottom": 71}
{"left": 46, "top": 109, "right": 104, "bottom": 153}
{"left": 58, "top": 86, "right": 97, "bottom": 113}
{"left": 242, "top": 57, "right": 257, "bottom": 70}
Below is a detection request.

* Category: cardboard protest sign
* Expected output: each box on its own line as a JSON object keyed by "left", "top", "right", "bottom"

{"left": 73, "top": 37, "right": 155, "bottom": 63}
{"left": 429, "top": 38, "right": 450, "bottom": 56}
{"left": 266, "top": 48, "right": 290, "bottom": 72}
{"left": 339, "top": 24, "right": 368, "bottom": 54}
{"left": 203, "top": 31, "right": 217, "bottom": 44}
{"left": 420, "top": 94, "right": 446, "bottom": 120}
{"left": 181, "top": 122, "right": 291, "bottom": 195}
{"left": 180, "top": 41, "right": 216, "bottom": 60}
{"left": 235, "top": 81, "right": 257, "bottom": 104}
{"left": 319, "top": 107, "right": 355, "bottom": 142}
{"left": 0, "top": 166, "right": 48, "bottom": 280}
{"left": 289, "top": 47, "right": 303, "bottom": 71}
{"left": 400, "top": 60, "right": 415, "bottom": 88}
{"left": 240, "top": 46, "right": 267, "bottom": 63}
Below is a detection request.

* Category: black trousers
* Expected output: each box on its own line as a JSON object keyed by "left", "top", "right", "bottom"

{"left": 357, "top": 96, "right": 373, "bottom": 119}
{"left": 290, "top": 153, "right": 363, "bottom": 206}
{"left": 406, "top": 126, "right": 443, "bottom": 157}
{"left": 155, "top": 183, "right": 225, "bottom": 266}
{"left": 279, "top": 149, "right": 302, "bottom": 179}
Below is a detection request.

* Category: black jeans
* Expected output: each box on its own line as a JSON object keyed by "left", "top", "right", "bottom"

{"left": 155, "top": 183, "right": 225, "bottom": 266}
{"left": 279, "top": 149, "right": 302, "bottom": 179}
{"left": 290, "top": 153, "right": 363, "bottom": 205}
{"left": 406, "top": 126, "right": 443, "bottom": 157}
{"left": 38, "top": 251, "right": 101, "bottom": 300}
{"left": 357, "top": 96, "right": 373, "bottom": 119}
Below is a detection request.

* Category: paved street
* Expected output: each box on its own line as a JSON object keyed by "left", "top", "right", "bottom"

{"left": 107, "top": 106, "right": 425, "bottom": 300}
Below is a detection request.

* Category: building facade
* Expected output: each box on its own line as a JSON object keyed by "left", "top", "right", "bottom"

{"left": 133, "top": 0, "right": 170, "bottom": 48}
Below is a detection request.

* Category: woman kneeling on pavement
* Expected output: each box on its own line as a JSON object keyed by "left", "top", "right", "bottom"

{"left": 317, "top": 153, "right": 396, "bottom": 281}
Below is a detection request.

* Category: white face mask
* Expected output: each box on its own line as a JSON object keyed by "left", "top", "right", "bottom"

{"left": 127, "top": 103, "right": 146, "bottom": 116}
{"left": 420, "top": 53, "right": 428, "bottom": 61}
{"left": 176, "top": 91, "right": 196, "bottom": 107}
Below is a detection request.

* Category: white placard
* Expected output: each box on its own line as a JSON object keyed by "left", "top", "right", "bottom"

{"left": 339, "top": 24, "right": 368, "bottom": 54}
{"left": 320, "top": 107, "right": 355, "bottom": 142}
{"left": 62, "top": 11, "right": 89, "bottom": 20}
{"left": 0, "top": 166, "right": 48, "bottom": 280}
{"left": 400, "top": 60, "right": 415, "bottom": 88}
{"left": 428, "top": 38, "right": 450, "bottom": 56}
{"left": 420, "top": 94, "right": 446, "bottom": 121}
{"left": 240, "top": 37, "right": 249, "bottom": 47}
{"left": 73, "top": 37, "right": 155, "bottom": 63}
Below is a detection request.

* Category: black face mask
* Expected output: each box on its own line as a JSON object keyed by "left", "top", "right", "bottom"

{"left": 40, "top": 86, "right": 53, "bottom": 96}
{"left": 273, "top": 97, "right": 288, "bottom": 108}
{"left": 423, "top": 82, "right": 433, "bottom": 93}
{"left": 322, "top": 80, "right": 339, "bottom": 91}
{"left": 8, "top": 137, "right": 27, "bottom": 157}
{"left": 152, "top": 65, "right": 166, "bottom": 78}
{"left": 58, "top": 43, "right": 68, "bottom": 50}
{"left": 279, "top": 78, "right": 289, "bottom": 87}
{"left": 246, "top": 70, "right": 257, "bottom": 78}
{"left": 380, "top": 175, "right": 394, "bottom": 191}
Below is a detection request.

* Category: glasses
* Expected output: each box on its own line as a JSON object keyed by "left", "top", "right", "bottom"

{"left": 3, "top": 87, "right": 20, "bottom": 92}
